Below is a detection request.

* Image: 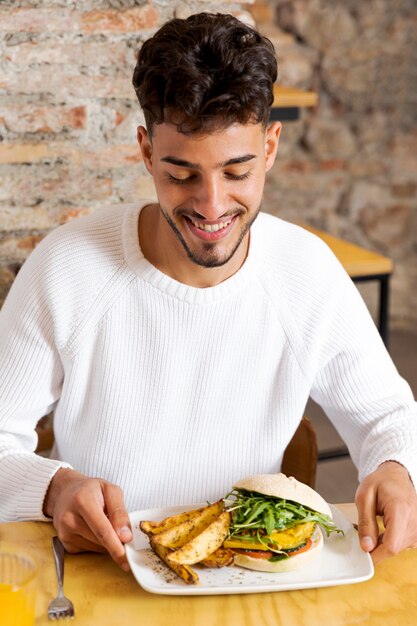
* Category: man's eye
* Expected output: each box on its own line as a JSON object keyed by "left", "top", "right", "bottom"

{"left": 165, "top": 173, "right": 194, "bottom": 185}
{"left": 225, "top": 171, "right": 252, "bottom": 181}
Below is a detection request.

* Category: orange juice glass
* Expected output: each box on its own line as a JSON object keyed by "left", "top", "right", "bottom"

{"left": 0, "top": 550, "right": 38, "bottom": 626}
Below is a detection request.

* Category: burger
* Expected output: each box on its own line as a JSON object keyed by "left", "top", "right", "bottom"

{"left": 223, "top": 473, "right": 342, "bottom": 572}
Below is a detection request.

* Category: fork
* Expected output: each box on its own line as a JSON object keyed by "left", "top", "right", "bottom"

{"left": 48, "top": 536, "right": 75, "bottom": 620}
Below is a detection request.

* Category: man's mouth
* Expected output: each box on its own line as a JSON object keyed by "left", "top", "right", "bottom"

{"left": 183, "top": 214, "right": 238, "bottom": 241}
{"left": 188, "top": 217, "right": 234, "bottom": 233}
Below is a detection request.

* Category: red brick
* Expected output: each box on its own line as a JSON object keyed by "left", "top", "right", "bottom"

{"left": 17, "top": 234, "right": 45, "bottom": 252}
{"left": 391, "top": 183, "right": 417, "bottom": 198}
{"left": 52, "top": 207, "right": 93, "bottom": 225}
{"left": 81, "top": 6, "right": 159, "bottom": 34}
{"left": 0, "top": 266, "right": 18, "bottom": 307}
{"left": 115, "top": 111, "right": 125, "bottom": 127}
{"left": 68, "top": 107, "right": 86, "bottom": 130}
{"left": 248, "top": 2, "right": 274, "bottom": 24}
{"left": 0, "top": 105, "right": 87, "bottom": 134}
{"left": 319, "top": 159, "right": 347, "bottom": 171}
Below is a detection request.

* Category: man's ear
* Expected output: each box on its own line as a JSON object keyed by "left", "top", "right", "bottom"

{"left": 137, "top": 126, "right": 153, "bottom": 175}
{"left": 264, "top": 121, "right": 282, "bottom": 172}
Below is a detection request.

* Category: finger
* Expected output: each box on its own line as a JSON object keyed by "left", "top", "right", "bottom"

{"left": 355, "top": 484, "right": 379, "bottom": 553}
{"left": 102, "top": 483, "right": 132, "bottom": 543}
{"left": 377, "top": 500, "right": 410, "bottom": 559}
{"left": 61, "top": 535, "right": 108, "bottom": 555}
{"left": 56, "top": 511, "right": 108, "bottom": 547}
{"left": 81, "top": 489, "right": 130, "bottom": 571}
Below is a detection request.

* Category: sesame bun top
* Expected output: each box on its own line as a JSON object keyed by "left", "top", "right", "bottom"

{"left": 233, "top": 473, "right": 332, "bottom": 518}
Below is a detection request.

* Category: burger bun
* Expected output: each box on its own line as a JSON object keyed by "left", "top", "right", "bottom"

{"left": 233, "top": 473, "right": 332, "bottom": 518}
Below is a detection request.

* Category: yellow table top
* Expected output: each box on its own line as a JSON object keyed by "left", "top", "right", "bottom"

{"left": 273, "top": 85, "right": 318, "bottom": 108}
{"left": 301, "top": 224, "right": 394, "bottom": 278}
{"left": 2, "top": 504, "right": 417, "bottom": 626}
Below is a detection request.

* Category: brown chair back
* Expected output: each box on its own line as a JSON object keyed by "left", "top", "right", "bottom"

{"left": 35, "top": 414, "right": 54, "bottom": 453}
{"left": 281, "top": 415, "right": 318, "bottom": 488}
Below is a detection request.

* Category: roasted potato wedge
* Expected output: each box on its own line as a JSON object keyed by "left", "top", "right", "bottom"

{"left": 153, "top": 500, "right": 224, "bottom": 549}
{"left": 200, "top": 546, "right": 235, "bottom": 568}
{"left": 140, "top": 503, "right": 215, "bottom": 537}
{"left": 150, "top": 537, "right": 199, "bottom": 584}
{"left": 167, "top": 511, "right": 231, "bottom": 565}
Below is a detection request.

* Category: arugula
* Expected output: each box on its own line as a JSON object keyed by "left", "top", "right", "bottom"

{"left": 224, "top": 489, "right": 343, "bottom": 539}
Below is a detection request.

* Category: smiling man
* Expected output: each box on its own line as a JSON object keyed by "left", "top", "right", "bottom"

{"left": 0, "top": 13, "right": 416, "bottom": 571}
{"left": 137, "top": 121, "right": 279, "bottom": 285}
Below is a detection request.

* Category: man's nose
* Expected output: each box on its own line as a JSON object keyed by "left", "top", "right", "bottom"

{"left": 193, "top": 177, "right": 227, "bottom": 220}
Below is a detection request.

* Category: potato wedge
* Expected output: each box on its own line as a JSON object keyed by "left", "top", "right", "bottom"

{"left": 200, "top": 546, "right": 235, "bottom": 568}
{"left": 167, "top": 511, "right": 231, "bottom": 565}
{"left": 140, "top": 503, "right": 215, "bottom": 537}
{"left": 150, "top": 537, "right": 199, "bottom": 584}
{"left": 153, "top": 500, "right": 224, "bottom": 549}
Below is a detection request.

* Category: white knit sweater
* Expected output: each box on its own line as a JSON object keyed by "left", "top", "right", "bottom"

{"left": 1, "top": 203, "right": 416, "bottom": 521}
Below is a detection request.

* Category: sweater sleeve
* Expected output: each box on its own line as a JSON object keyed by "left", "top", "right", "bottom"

{"left": 304, "top": 245, "right": 417, "bottom": 488}
{"left": 0, "top": 240, "right": 72, "bottom": 522}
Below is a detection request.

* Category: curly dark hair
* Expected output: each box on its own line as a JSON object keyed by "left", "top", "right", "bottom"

{"left": 132, "top": 12, "right": 277, "bottom": 135}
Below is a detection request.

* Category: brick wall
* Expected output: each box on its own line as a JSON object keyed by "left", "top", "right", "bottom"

{"left": 252, "top": 0, "right": 417, "bottom": 329}
{"left": 2, "top": 0, "right": 417, "bottom": 330}
{"left": 0, "top": 0, "right": 254, "bottom": 304}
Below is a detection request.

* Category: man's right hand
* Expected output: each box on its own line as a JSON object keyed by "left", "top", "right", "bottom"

{"left": 43, "top": 468, "right": 132, "bottom": 571}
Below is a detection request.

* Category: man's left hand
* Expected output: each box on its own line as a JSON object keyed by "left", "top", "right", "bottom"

{"left": 355, "top": 461, "right": 417, "bottom": 564}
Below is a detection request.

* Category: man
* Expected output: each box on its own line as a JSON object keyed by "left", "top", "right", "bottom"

{"left": 0, "top": 13, "right": 416, "bottom": 573}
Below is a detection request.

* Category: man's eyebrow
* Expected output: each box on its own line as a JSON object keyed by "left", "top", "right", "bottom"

{"left": 222, "top": 154, "right": 257, "bottom": 166}
{"left": 161, "top": 156, "right": 201, "bottom": 169}
{"left": 160, "top": 154, "right": 257, "bottom": 169}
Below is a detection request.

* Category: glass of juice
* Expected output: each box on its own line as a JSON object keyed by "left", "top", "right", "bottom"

{"left": 0, "top": 549, "right": 38, "bottom": 626}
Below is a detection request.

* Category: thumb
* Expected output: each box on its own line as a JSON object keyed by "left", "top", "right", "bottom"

{"left": 355, "top": 485, "right": 379, "bottom": 553}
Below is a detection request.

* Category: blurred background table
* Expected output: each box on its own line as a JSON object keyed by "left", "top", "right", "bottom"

{"left": 1, "top": 504, "right": 417, "bottom": 626}
{"left": 271, "top": 85, "right": 318, "bottom": 121}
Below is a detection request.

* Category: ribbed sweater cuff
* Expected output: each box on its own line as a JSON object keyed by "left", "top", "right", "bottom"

{"left": 1, "top": 454, "right": 72, "bottom": 522}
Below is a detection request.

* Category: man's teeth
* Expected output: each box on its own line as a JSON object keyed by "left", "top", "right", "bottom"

{"left": 190, "top": 218, "right": 233, "bottom": 232}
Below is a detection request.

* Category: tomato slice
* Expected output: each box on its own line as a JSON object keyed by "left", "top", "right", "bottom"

{"left": 286, "top": 538, "right": 312, "bottom": 557}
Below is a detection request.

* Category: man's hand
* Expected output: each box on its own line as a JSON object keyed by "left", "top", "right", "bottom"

{"left": 43, "top": 468, "right": 132, "bottom": 571}
{"left": 355, "top": 461, "right": 417, "bottom": 564}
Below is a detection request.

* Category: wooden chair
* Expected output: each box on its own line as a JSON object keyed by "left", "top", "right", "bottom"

{"left": 35, "top": 414, "right": 54, "bottom": 454}
{"left": 281, "top": 415, "right": 318, "bottom": 488}
{"left": 36, "top": 414, "right": 318, "bottom": 488}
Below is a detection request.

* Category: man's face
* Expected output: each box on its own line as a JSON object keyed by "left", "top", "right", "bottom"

{"left": 137, "top": 120, "right": 281, "bottom": 278}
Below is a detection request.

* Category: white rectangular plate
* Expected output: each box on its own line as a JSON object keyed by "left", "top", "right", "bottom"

{"left": 126, "top": 503, "right": 373, "bottom": 595}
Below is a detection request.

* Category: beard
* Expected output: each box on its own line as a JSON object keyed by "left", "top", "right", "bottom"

{"left": 159, "top": 205, "right": 261, "bottom": 268}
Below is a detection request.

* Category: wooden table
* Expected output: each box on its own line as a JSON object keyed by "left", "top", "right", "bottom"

{"left": 271, "top": 85, "right": 318, "bottom": 121}
{"left": 1, "top": 504, "right": 417, "bottom": 626}
{"left": 301, "top": 224, "right": 393, "bottom": 349}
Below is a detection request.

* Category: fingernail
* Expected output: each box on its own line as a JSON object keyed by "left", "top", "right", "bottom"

{"left": 122, "top": 562, "right": 130, "bottom": 572}
{"left": 361, "top": 536, "right": 374, "bottom": 551}
{"left": 118, "top": 526, "right": 132, "bottom": 541}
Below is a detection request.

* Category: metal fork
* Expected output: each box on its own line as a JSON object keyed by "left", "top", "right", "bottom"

{"left": 48, "top": 536, "right": 75, "bottom": 620}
